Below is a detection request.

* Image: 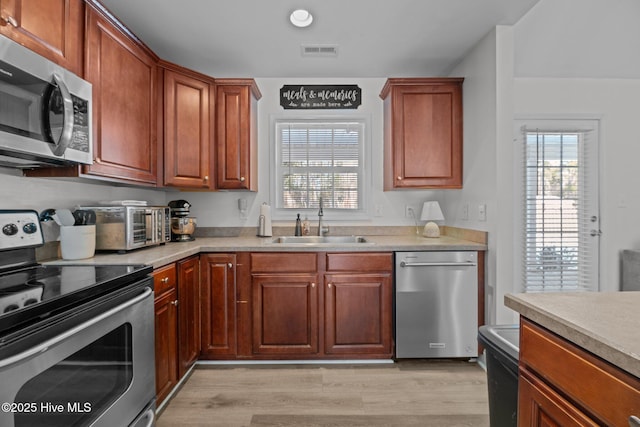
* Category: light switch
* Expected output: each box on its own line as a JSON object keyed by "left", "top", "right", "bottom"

{"left": 462, "top": 203, "right": 469, "bottom": 221}
{"left": 478, "top": 204, "right": 486, "bottom": 221}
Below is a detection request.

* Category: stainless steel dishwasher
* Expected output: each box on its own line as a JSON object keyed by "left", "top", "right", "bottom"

{"left": 395, "top": 251, "right": 478, "bottom": 358}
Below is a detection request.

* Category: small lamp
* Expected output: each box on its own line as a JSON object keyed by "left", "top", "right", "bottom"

{"left": 420, "top": 201, "right": 444, "bottom": 238}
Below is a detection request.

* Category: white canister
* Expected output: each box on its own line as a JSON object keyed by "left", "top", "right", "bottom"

{"left": 60, "top": 225, "right": 96, "bottom": 260}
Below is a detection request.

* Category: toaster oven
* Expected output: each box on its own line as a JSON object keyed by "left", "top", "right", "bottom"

{"left": 81, "top": 206, "right": 170, "bottom": 252}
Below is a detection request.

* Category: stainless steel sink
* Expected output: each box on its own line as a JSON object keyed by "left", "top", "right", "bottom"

{"left": 270, "top": 235, "right": 370, "bottom": 245}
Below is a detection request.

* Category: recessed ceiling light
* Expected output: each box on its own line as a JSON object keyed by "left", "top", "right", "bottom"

{"left": 290, "top": 9, "right": 313, "bottom": 28}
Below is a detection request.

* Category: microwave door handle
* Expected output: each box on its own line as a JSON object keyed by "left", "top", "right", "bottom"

{"left": 49, "top": 73, "right": 75, "bottom": 156}
{"left": 0, "top": 286, "right": 153, "bottom": 369}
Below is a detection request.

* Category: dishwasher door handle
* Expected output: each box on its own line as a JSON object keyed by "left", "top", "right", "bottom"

{"left": 399, "top": 261, "right": 477, "bottom": 267}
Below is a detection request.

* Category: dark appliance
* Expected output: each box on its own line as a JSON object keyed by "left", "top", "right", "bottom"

{"left": 168, "top": 200, "right": 196, "bottom": 242}
{"left": 0, "top": 35, "right": 92, "bottom": 168}
{"left": 0, "top": 210, "right": 156, "bottom": 427}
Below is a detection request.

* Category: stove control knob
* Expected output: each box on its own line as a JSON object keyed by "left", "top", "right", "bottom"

{"left": 23, "top": 222, "right": 38, "bottom": 234}
{"left": 2, "top": 223, "right": 18, "bottom": 236}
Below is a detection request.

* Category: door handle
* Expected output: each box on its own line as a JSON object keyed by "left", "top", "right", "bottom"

{"left": 0, "top": 287, "right": 152, "bottom": 369}
{"left": 400, "top": 261, "right": 477, "bottom": 267}
{"left": 48, "top": 73, "right": 75, "bottom": 156}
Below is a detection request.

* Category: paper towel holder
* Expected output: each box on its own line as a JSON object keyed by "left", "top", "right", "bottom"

{"left": 257, "top": 202, "right": 272, "bottom": 237}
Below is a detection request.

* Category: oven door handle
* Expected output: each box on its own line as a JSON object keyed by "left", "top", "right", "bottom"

{"left": 0, "top": 286, "right": 152, "bottom": 369}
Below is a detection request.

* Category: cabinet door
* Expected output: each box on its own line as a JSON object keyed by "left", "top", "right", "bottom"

{"left": 163, "top": 68, "right": 212, "bottom": 188}
{"left": 519, "top": 370, "right": 598, "bottom": 427}
{"left": 0, "top": 0, "right": 84, "bottom": 75}
{"left": 381, "top": 78, "right": 463, "bottom": 189}
{"left": 154, "top": 288, "right": 178, "bottom": 406}
{"left": 251, "top": 274, "right": 318, "bottom": 355}
{"left": 83, "top": 5, "right": 158, "bottom": 185}
{"left": 215, "top": 79, "right": 260, "bottom": 190}
{"left": 177, "top": 255, "right": 200, "bottom": 377}
{"left": 324, "top": 273, "right": 393, "bottom": 356}
{"left": 200, "top": 254, "right": 237, "bottom": 357}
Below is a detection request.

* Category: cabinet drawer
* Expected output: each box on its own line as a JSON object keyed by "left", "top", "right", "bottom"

{"left": 326, "top": 253, "right": 393, "bottom": 272}
{"left": 152, "top": 263, "right": 177, "bottom": 295}
{"left": 251, "top": 253, "right": 317, "bottom": 273}
{"left": 520, "top": 319, "right": 640, "bottom": 426}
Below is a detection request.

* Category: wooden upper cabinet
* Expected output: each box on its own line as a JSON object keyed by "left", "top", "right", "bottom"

{"left": 380, "top": 78, "right": 463, "bottom": 189}
{"left": 83, "top": 3, "right": 158, "bottom": 185}
{"left": 215, "top": 79, "right": 261, "bottom": 191}
{"left": 161, "top": 63, "right": 213, "bottom": 189}
{"left": 0, "top": 0, "right": 84, "bottom": 75}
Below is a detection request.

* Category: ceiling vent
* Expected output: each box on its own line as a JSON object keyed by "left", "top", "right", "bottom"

{"left": 301, "top": 45, "right": 338, "bottom": 57}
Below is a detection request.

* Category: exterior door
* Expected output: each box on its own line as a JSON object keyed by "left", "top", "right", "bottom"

{"left": 516, "top": 119, "right": 600, "bottom": 292}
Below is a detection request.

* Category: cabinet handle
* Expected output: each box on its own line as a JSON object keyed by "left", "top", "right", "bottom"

{"left": 237, "top": 300, "right": 248, "bottom": 304}
{"left": 629, "top": 416, "right": 640, "bottom": 427}
{"left": 240, "top": 176, "right": 245, "bottom": 182}
{"left": 171, "top": 300, "right": 179, "bottom": 306}
{"left": 1, "top": 15, "right": 18, "bottom": 27}
{"left": 161, "top": 277, "right": 169, "bottom": 284}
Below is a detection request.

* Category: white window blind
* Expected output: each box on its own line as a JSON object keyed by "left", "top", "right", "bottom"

{"left": 275, "top": 120, "right": 364, "bottom": 211}
{"left": 519, "top": 123, "right": 599, "bottom": 293}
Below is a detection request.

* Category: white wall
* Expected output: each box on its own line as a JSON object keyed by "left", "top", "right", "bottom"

{"left": 446, "top": 26, "right": 517, "bottom": 324}
{"left": 514, "top": 78, "right": 640, "bottom": 292}
{"left": 184, "top": 77, "right": 443, "bottom": 229}
{"left": 510, "top": 0, "right": 640, "bottom": 292}
{"left": 0, "top": 167, "right": 166, "bottom": 212}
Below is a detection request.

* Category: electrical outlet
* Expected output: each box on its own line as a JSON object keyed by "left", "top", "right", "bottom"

{"left": 405, "top": 205, "right": 414, "bottom": 218}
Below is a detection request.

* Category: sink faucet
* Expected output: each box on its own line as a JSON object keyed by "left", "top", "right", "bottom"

{"left": 317, "top": 197, "right": 329, "bottom": 236}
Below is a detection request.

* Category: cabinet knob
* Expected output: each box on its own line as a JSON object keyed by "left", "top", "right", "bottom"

{"left": 397, "top": 176, "right": 403, "bottom": 180}
{"left": 240, "top": 176, "right": 245, "bottom": 182}
{"left": 228, "top": 263, "right": 233, "bottom": 268}
{"left": 204, "top": 175, "right": 209, "bottom": 182}
{"left": 311, "top": 283, "right": 315, "bottom": 288}
{"left": 1, "top": 15, "right": 18, "bottom": 27}
{"left": 328, "top": 283, "right": 332, "bottom": 288}
{"left": 161, "top": 277, "right": 169, "bottom": 284}
{"left": 171, "top": 300, "right": 179, "bottom": 306}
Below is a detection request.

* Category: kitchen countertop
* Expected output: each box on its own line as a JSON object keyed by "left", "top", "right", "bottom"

{"left": 47, "top": 234, "right": 486, "bottom": 269}
{"left": 505, "top": 291, "right": 640, "bottom": 379}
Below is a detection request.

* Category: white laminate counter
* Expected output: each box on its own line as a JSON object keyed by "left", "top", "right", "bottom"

{"left": 45, "top": 235, "right": 486, "bottom": 269}
{"left": 505, "top": 291, "right": 640, "bottom": 379}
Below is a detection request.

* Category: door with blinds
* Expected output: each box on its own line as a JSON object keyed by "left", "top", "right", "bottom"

{"left": 515, "top": 119, "right": 600, "bottom": 292}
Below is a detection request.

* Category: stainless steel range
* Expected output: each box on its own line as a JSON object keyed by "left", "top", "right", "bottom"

{"left": 0, "top": 210, "right": 156, "bottom": 427}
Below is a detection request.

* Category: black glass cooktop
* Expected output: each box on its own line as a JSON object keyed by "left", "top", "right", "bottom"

{"left": 0, "top": 264, "right": 152, "bottom": 335}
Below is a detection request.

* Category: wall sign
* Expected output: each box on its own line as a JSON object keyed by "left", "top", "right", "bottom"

{"left": 280, "top": 85, "right": 362, "bottom": 109}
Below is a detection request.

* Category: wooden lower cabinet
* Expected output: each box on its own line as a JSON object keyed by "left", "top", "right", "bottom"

{"left": 153, "top": 264, "right": 178, "bottom": 406}
{"left": 251, "top": 273, "right": 319, "bottom": 356}
{"left": 153, "top": 256, "right": 200, "bottom": 406}
{"left": 200, "top": 254, "right": 237, "bottom": 358}
{"left": 154, "top": 288, "right": 178, "bottom": 405}
{"left": 324, "top": 273, "right": 392, "bottom": 356}
{"left": 518, "top": 319, "right": 640, "bottom": 426}
{"left": 177, "top": 256, "right": 200, "bottom": 377}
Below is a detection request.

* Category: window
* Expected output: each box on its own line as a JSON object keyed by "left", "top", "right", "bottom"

{"left": 273, "top": 119, "right": 366, "bottom": 215}
{"left": 516, "top": 120, "right": 599, "bottom": 293}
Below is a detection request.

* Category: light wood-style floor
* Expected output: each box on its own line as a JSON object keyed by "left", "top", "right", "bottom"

{"left": 157, "top": 360, "right": 490, "bottom": 427}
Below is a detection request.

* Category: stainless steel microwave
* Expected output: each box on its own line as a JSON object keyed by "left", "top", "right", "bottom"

{"left": 0, "top": 34, "right": 92, "bottom": 168}
{"left": 80, "top": 206, "right": 171, "bottom": 252}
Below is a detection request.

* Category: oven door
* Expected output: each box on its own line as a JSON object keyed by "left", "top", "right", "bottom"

{"left": 0, "top": 281, "right": 155, "bottom": 427}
